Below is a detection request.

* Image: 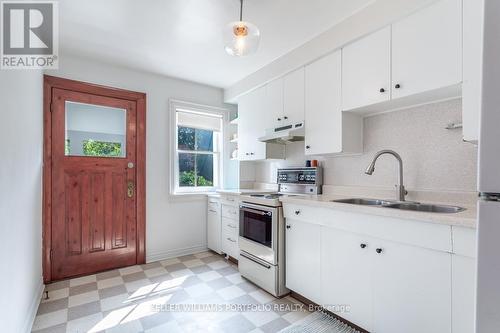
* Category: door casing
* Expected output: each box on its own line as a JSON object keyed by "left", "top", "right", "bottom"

{"left": 43, "top": 75, "right": 146, "bottom": 283}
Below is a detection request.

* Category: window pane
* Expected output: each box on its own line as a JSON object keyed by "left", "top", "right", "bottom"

{"left": 179, "top": 153, "right": 195, "bottom": 187}
{"left": 196, "top": 128, "right": 214, "bottom": 152}
{"left": 65, "top": 101, "right": 126, "bottom": 158}
{"left": 178, "top": 127, "right": 195, "bottom": 150}
{"left": 196, "top": 154, "right": 213, "bottom": 186}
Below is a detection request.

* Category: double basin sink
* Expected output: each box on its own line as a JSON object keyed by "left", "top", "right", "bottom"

{"left": 332, "top": 198, "right": 465, "bottom": 214}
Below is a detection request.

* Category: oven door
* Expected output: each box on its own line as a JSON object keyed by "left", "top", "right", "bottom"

{"left": 239, "top": 203, "right": 278, "bottom": 265}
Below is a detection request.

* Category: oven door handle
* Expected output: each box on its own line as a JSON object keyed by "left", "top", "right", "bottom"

{"left": 240, "top": 206, "right": 272, "bottom": 216}
{"left": 240, "top": 252, "right": 272, "bottom": 269}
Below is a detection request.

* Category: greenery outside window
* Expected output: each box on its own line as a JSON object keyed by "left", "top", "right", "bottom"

{"left": 171, "top": 102, "right": 224, "bottom": 194}
{"left": 83, "top": 139, "right": 122, "bottom": 157}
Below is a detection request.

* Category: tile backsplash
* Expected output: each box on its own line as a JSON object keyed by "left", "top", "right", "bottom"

{"left": 250, "top": 98, "right": 478, "bottom": 193}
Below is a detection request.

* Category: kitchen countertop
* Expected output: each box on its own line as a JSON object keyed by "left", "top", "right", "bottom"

{"left": 215, "top": 189, "right": 276, "bottom": 195}
{"left": 280, "top": 194, "right": 477, "bottom": 229}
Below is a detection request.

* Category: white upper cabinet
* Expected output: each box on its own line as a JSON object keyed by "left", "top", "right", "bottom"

{"left": 342, "top": 27, "right": 391, "bottom": 111}
{"left": 283, "top": 67, "right": 305, "bottom": 125}
{"left": 266, "top": 78, "right": 284, "bottom": 128}
{"left": 305, "top": 50, "right": 362, "bottom": 156}
{"left": 391, "top": 0, "right": 462, "bottom": 99}
{"left": 462, "top": 0, "right": 484, "bottom": 143}
{"left": 238, "top": 86, "right": 284, "bottom": 161}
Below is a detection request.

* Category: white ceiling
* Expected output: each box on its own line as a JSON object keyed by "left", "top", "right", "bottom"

{"left": 59, "top": 0, "right": 374, "bottom": 88}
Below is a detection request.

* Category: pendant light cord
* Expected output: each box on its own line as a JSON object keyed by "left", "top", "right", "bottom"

{"left": 240, "top": 0, "right": 243, "bottom": 21}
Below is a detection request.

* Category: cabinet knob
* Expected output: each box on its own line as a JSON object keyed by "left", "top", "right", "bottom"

{"left": 284, "top": 116, "right": 288, "bottom": 120}
{"left": 277, "top": 118, "right": 282, "bottom": 121}
{"left": 306, "top": 145, "right": 311, "bottom": 149}
{"left": 250, "top": 152, "right": 254, "bottom": 155}
{"left": 395, "top": 84, "right": 401, "bottom": 89}
{"left": 376, "top": 248, "right": 383, "bottom": 254}
{"left": 294, "top": 210, "right": 301, "bottom": 215}
{"left": 379, "top": 88, "right": 385, "bottom": 93}
{"left": 286, "top": 225, "right": 291, "bottom": 229}
{"left": 360, "top": 243, "right": 367, "bottom": 249}
{"left": 246, "top": 153, "right": 250, "bottom": 155}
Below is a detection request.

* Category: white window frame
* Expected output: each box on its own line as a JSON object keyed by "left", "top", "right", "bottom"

{"left": 169, "top": 100, "right": 228, "bottom": 195}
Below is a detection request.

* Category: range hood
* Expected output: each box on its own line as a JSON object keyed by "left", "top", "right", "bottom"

{"left": 258, "top": 122, "right": 305, "bottom": 144}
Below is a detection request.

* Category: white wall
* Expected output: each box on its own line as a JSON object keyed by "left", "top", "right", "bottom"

{"left": 224, "top": 0, "right": 438, "bottom": 102}
{"left": 47, "top": 54, "right": 237, "bottom": 262}
{"left": 253, "top": 99, "right": 478, "bottom": 193}
{"left": 0, "top": 71, "right": 44, "bottom": 332}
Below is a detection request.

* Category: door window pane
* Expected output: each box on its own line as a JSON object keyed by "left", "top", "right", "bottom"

{"left": 65, "top": 101, "right": 126, "bottom": 158}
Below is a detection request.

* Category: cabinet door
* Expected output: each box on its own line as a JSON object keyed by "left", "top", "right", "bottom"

{"left": 462, "top": 0, "right": 484, "bottom": 143}
{"left": 342, "top": 27, "right": 391, "bottom": 110}
{"left": 304, "top": 50, "right": 342, "bottom": 155}
{"left": 207, "top": 201, "right": 221, "bottom": 254}
{"left": 372, "top": 239, "right": 452, "bottom": 333}
{"left": 321, "top": 228, "right": 373, "bottom": 331}
{"left": 283, "top": 67, "right": 305, "bottom": 124}
{"left": 452, "top": 255, "right": 476, "bottom": 333}
{"left": 285, "top": 219, "right": 321, "bottom": 303}
{"left": 392, "top": 0, "right": 462, "bottom": 99}
{"left": 266, "top": 78, "right": 284, "bottom": 129}
{"left": 237, "top": 92, "right": 253, "bottom": 161}
{"left": 238, "top": 87, "right": 266, "bottom": 160}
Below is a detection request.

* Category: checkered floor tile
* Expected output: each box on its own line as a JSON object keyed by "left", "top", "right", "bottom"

{"left": 32, "top": 251, "right": 312, "bottom": 333}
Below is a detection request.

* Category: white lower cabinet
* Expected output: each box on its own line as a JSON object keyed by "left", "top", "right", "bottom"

{"left": 285, "top": 218, "right": 321, "bottom": 303}
{"left": 284, "top": 203, "right": 472, "bottom": 333}
{"left": 321, "top": 228, "right": 373, "bottom": 331}
{"left": 371, "top": 238, "right": 452, "bottom": 333}
{"left": 207, "top": 197, "right": 222, "bottom": 254}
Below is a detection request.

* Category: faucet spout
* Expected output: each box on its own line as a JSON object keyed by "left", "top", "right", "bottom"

{"left": 365, "top": 150, "right": 407, "bottom": 201}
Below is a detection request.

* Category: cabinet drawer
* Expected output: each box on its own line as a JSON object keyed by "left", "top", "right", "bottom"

{"left": 222, "top": 217, "right": 238, "bottom": 236}
{"left": 222, "top": 204, "right": 239, "bottom": 219}
{"left": 222, "top": 228, "right": 239, "bottom": 258}
{"left": 452, "top": 226, "right": 477, "bottom": 258}
{"left": 283, "top": 203, "right": 452, "bottom": 252}
{"left": 220, "top": 195, "right": 239, "bottom": 206}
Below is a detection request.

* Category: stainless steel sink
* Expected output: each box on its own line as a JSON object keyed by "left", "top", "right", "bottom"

{"left": 384, "top": 202, "right": 466, "bottom": 213}
{"left": 332, "top": 198, "right": 393, "bottom": 206}
{"left": 332, "top": 198, "right": 465, "bottom": 214}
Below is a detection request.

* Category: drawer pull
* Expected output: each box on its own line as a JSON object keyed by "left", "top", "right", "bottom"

{"left": 286, "top": 225, "right": 291, "bottom": 229}
{"left": 294, "top": 210, "right": 301, "bottom": 215}
{"left": 227, "top": 224, "right": 236, "bottom": 229}
{"left": 376, "top": 248, "right": 383, "bottom": 254}
{"left": 209, "top": 209, "right": 217, "bottom": 213}
{"left": 360, "top": 243, "right": 367, "bottom": 249}
{"left": 240, "top": 252, "right": 271, "bottom": 269}
{"left": 226, "top": 237, "right": 236, "bottom": 243}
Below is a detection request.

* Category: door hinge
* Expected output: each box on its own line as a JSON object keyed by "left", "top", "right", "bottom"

{"left": 50, "top": 249, "right": 53, "bottom": 259}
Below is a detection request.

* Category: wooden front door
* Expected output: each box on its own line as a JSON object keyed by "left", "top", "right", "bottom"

{"left": 43, "top": 76, "right": 146, "bottom": 282}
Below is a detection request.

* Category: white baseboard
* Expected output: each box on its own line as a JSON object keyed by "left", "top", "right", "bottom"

{"left": 24, "top": 278, "right": 44, "bottom": 333}
{"left": 146, "top": 244, "right": 208, "bottom": 263}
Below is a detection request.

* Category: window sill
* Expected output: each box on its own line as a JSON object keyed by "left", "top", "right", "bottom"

{"left": 169, "top": 191, "right": 217, "bottom": 202}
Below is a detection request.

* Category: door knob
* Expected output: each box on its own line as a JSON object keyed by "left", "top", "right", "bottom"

{"left": 127, "top": 162, "right": 134, "bottom": 169}
{"left": 127, "top": 181, "right": 134, "bottom": 198}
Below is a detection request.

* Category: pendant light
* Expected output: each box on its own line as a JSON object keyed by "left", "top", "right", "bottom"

{"left": 224, "top": 0, "right": 260, "bottom": 56}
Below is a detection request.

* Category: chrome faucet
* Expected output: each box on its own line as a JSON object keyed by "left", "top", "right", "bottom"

{"left": 365, "top": 150, "right": 407, "bottom": 202}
